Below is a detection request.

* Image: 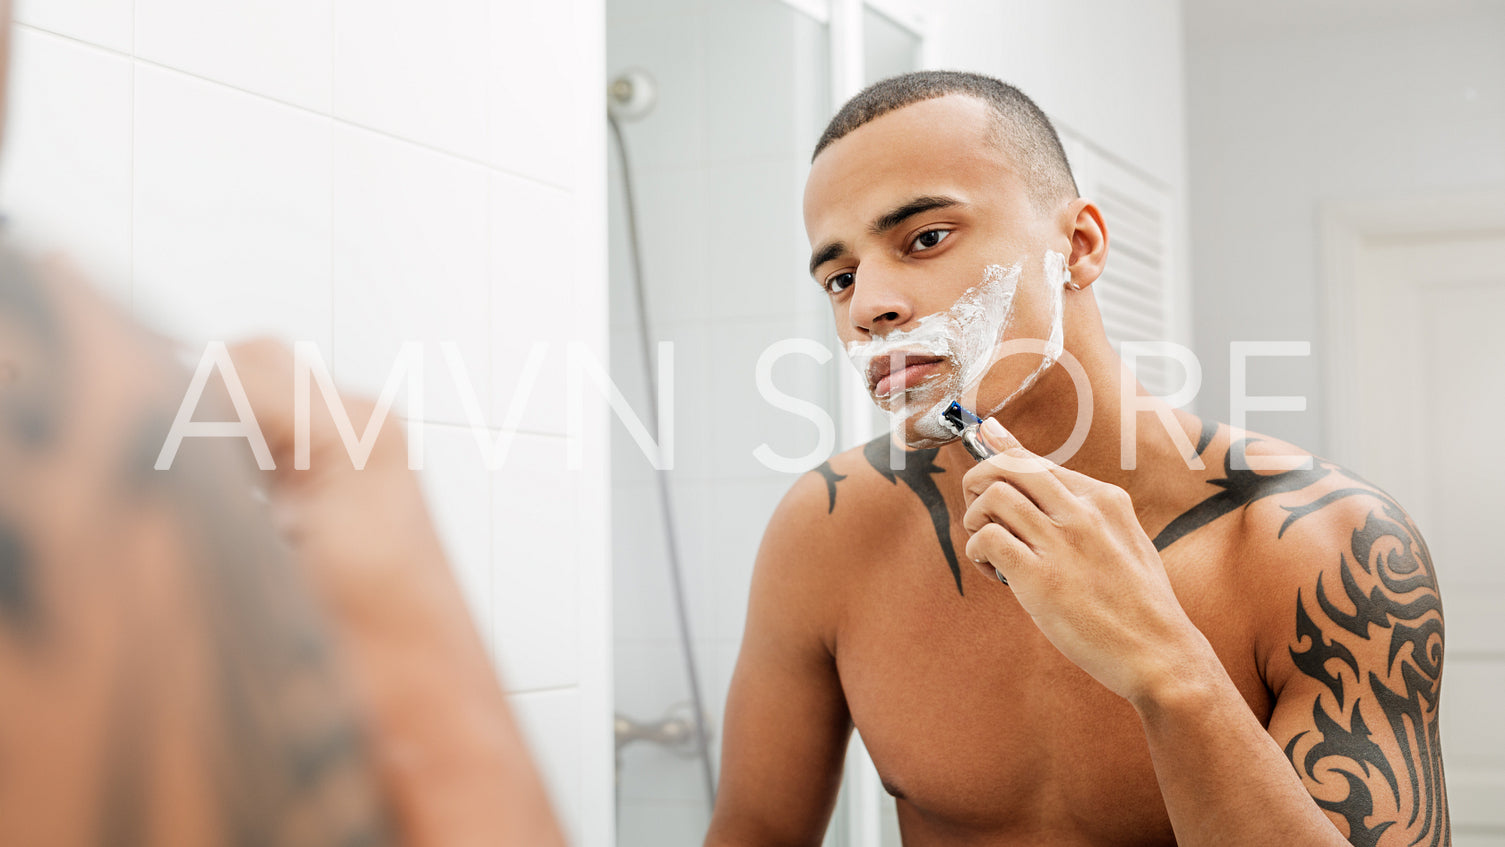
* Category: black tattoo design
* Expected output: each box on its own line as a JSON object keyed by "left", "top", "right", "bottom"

{"left": 1283, "top": 495, "right": 1447, "bottom": 846}
{"left": 863, "top": 436, "right": 966, "bottom": 596}
{"left": 1193, "top": 417, "right": 1218, "bottom": 456}
{"left": 1152, "top": 438, "right": 1332, "bottom": 551}
{"left": 1156, "top": 433, "right": 1448, "bottom": 845}
{"left": 813, "top": 461, "right": 847, "bottom": 514}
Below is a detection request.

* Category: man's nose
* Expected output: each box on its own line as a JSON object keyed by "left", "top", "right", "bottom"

{"left": 849, "top": 267, "right": 912, "bottom": 335}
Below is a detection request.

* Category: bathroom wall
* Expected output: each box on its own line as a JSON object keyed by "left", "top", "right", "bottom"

{"left": 924, "top": 0, "right": 1194, "bottom": 380}
{"left": 0, "top": 1, "right": 614, "bottom": 843}
{"left": 925, "top": 0, "right": 1188, "bottom": 191}
{"left": 607, "top": 1, "right": 834, "bottom": 843}
{"left": 1185, "top": 4, "right": 1505, "bottom": 455}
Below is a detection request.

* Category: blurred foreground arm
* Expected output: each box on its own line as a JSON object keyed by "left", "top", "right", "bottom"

{"left": 0, "top": 249, "right": 564, "bottom": 846}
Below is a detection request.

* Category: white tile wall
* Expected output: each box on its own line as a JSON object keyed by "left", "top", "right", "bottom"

{"left": 704, "top": 478, "right": 787, "bottom": 642}
{"left": 4, "top": 2, "right": 612, "bottom": 843}
{"left": 332, "top": 0, "right": 488, "bottom": 161}
{"left": 613, "top": 481, "right": 698, "bottom": 643}
{"left": 14, "top": 0, "right": 132, "bottom": 53}
{"left": 607, "top": 320, "right": 715, "bottom": 483}
{"left": 0, "top": 28, "right": 133, "bottom": 304}
{"left": 608, "top": 163, "right": 712, "bottom": 327}
{"left": 416, "top": 423, "right": 494, "bottom": 652}
{"left": 511, "top": 688, "right": 585, "bottom": 845}
{"left": 488, "top": 170, "right": 575, "bottom": 436}
{"left": 705, "top": 159, "right": 814, "bottom": 322}
{"left": 135, "top": 0, "right": 333, "bottom": 111}
{"left": 132, "top": 64, "right": 334, "bottom": 348}
{"left": 614, "top": 640, "right": 702, "bottom": 803}
{"left": 491, "top": 432, "right": 582, "bottom": 692}
{"left": 707, "top": 317, "right": 835, "bottom": 481}
{"left": 702, "top": 1, "right": 816, "bottom": 163}
{"left": 331, "top": 124, "right": 489, "bottom": 426}
{"left": 618, "top": 799, "right": 712, "bottom": 847}
{"left": 604, "top": 14, "right": 705, "bottom": 172}
{"left": 486, "top": 0, "right": 579, "bottom": 188}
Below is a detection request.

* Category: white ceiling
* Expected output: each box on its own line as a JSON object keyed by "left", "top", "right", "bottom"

{"left": 1183, "top": 0, "right": 1505, "bottom": 46}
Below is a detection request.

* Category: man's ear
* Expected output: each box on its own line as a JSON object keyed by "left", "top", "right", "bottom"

{"left": 1061, "top": 199, "right": 1108, "bottom": 289}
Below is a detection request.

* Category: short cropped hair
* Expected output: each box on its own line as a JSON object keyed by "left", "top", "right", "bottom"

{"left": 813, "top": 70, "right": 1079, "bottom": 211}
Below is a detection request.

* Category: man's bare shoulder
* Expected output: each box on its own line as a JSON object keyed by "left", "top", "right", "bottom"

{"left": 1154, "top": 426, "right": 1415, "bottom": 563}
{"left": 1210, "top": 433, "right": 1421, "bottom": 571}
{"left": 1166, "top": 428, "right": 1440, "bottom": 688}
{"left": 772, "top": 435, "right": 932, "bottom": 539}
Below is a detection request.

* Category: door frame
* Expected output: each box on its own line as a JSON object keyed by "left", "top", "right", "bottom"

{"left": 1319, "top": 187, "right": 1505, "bottom": 463}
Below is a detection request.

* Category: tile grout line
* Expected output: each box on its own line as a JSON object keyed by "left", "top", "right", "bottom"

{"left": 12, "top": 21, "right": 571, "bottom": 196}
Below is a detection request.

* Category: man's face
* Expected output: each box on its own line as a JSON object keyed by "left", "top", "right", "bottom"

{"left": 803, "top": 94, "right": 1064, "bottom": 446}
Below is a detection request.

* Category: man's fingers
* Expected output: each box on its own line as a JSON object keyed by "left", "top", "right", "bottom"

{"left": 978, "top": 417, "right": 1021, "bottom": 453}
{"left": 965, "top": 524, "right": 1032, "bottom": 581}
{"left": 963, "top": 448, "right": 1074, "bottom": 514}
{"left": 963, "top": 481, "right": 1053, "bottom": 548}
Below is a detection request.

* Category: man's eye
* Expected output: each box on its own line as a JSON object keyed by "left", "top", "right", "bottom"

{"left": 824, "top": 272, "right": 854, "bottom": 294}
{"left": 911, "top": 229, "right": 951, "bottom": 251}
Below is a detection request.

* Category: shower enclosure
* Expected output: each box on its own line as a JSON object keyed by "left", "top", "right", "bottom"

{"left": 606, "top": 1, "right": 923, "bottom": 844}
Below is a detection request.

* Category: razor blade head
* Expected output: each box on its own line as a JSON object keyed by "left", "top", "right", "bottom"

{"left": 939, "top": 401, "right": 983, "bottom": 437}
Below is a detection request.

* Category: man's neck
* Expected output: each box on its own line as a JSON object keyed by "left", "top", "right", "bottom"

{"left": 959, "top": 337, "right": 1206, "bottom": 504}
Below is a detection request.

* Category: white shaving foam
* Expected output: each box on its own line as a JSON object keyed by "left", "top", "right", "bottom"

{"left": 841, "top": 250, "right": 1070, "bottom": 447}
{"left": 978, "top": 249, "right": 1068, "bottom": 418}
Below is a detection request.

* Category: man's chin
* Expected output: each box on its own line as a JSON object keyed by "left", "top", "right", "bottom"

{"left": 881, "top": 397, "right": 958, "bottom": 450}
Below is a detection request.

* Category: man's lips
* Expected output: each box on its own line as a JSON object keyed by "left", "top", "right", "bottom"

{"left": 869, "top": 353, "right": 947, "bottom": 397}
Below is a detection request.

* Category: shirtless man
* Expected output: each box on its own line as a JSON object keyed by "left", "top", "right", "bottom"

{"left": 706, "top": 72, "right": 1448, "bottom": 846}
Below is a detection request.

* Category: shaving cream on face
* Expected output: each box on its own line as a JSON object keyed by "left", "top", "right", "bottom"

{"left": 976, "top": 249, "right": 1068, "bottom": 419}
{"left": 841, "top": 250, "right": 1069, "bottom": 448}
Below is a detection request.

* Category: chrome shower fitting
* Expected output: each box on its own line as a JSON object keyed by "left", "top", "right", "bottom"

{"left": 614, "top": 702, "right": 710, "bottom": 758}
{"left": 607, "top": 68, "right": 657, "bottom": 122}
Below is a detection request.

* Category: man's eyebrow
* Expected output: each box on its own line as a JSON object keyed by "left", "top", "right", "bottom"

{"left": 808, "top": 195, "right": 963, "bottom": 278}
{"left": 809, "top": 241, "right": 847, "bottom": 278}
{"left": 868, "top": 195, "right": 963, "bottom": 236}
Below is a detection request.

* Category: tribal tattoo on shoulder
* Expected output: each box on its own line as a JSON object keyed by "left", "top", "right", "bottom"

{"left": 1157, "top": 437, "right": 1449, "bottom": 847}
{"left": 814, "top": 435, "right": 966, "bottom": 596}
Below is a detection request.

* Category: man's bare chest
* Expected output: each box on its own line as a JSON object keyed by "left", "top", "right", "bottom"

{"left": 826, "top": 506, "right": 1262, "bottom": 844}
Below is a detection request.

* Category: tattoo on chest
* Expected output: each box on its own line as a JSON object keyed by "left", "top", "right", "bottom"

{"left": 861, "top": 437, "right": 967, "bottom": 597}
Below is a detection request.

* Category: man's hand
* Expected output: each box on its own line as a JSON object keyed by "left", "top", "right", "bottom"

{"left": 959, "top": 417, "right": 1216, "bottom": 706}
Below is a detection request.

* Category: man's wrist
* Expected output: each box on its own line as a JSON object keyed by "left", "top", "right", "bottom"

{"left": 1125, "top": 629, "right": 1230, "bottom": 719}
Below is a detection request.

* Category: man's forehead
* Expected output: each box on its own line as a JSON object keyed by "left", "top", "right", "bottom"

{"left": 803, "top": 95, "right": 1013, "bottom": 233}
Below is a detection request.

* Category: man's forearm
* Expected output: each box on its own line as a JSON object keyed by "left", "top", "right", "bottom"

{"left": 1132, "top": 647, "right": 1346, "bottom": 847}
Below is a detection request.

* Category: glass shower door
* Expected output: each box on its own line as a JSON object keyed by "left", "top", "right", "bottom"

{"left": 606, "top": 1, "right": 834, "bottom": 844}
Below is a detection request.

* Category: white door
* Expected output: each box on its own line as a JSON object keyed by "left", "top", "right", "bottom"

{"left": 1348, "top": 228, "right": 1505, "bottom": 846}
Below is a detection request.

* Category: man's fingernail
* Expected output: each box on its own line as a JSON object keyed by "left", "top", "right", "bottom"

{"left": 982, "top": 417, "right": 1008, "bottom": 444}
